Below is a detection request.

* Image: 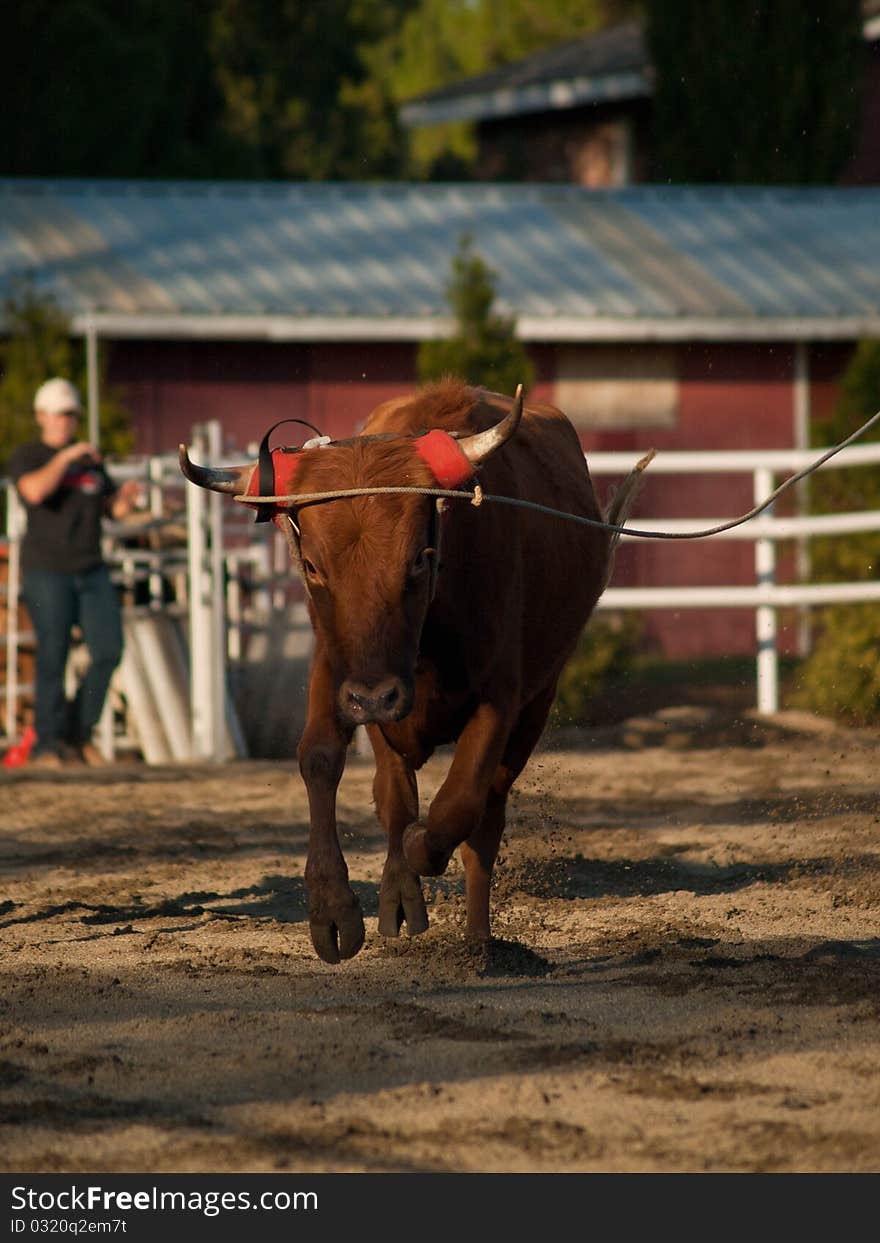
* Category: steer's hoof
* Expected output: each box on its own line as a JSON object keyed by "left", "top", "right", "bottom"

{"left": 309, "top": 898, "right": 365, "bottom": 965}
{"left": 402, "top": 823, "right": 450, "bottom": 877}
{"left": 378, "top": 860, "right": 429, "bottom": 938}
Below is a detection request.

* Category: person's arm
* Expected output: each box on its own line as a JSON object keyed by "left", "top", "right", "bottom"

{"left": 106, "top": 479, "right": 142, "bottom": 520}
{"left": 15, "top": 442, "right": 101, "bottom": 505}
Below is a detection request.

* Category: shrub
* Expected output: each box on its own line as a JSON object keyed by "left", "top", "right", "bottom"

{"left": 792, "top": 339, "right": 880, "bottom": 723}
{"left": 791, "top": 603, "right": 880, "bottom": 725}
{"left": 552, "top": 611, "right": 644, "bottom": 727}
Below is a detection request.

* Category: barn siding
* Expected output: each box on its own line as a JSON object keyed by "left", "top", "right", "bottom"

{"left": 108, "top": 340, "right": 418, "bottom": 456}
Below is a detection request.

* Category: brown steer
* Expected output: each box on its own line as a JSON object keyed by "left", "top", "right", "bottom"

{"left": 180, "top": 381, "right": 649, "bottom": 964}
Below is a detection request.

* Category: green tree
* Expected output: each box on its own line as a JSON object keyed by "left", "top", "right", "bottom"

{"left": 791, "top": 341, "right": 880, "bottom": 723}
{"left": 0, "top": 0, "right": 416, "bottom": 181}
{"left": 418, "top": 234, "right": 535, "bottom": 395}
{"left": 207, "top": 0, "right": 417, "bottom": 180}
{"left": 0, "top": 286, "right": 132, "bottom": 478}
{"left": 646, "top": 0, "right": 864, "bottom": 184}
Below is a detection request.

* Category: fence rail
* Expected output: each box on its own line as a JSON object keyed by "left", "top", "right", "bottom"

{"left": 589, "top": 441, "right": 880, "bottom": 714}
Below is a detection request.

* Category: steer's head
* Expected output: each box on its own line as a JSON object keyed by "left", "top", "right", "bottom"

{"left": 180, "top": 387, "right": 522, "bottom": 727}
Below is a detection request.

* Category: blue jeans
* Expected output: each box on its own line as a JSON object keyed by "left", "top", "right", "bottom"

{"left": 22, "top": 564, "right": 124, "bottom": 755}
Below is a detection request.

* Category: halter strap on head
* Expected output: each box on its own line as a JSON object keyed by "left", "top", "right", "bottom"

{"left": 255, "top": 418, "right": 324, "bottom": 523}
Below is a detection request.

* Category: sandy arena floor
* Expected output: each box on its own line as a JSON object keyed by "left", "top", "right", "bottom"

{"left": 2, "top": 705, "right": 879, "bottom": 1173}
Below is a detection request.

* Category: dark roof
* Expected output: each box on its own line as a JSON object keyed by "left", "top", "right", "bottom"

{"left": 2, "top": 178, "right": 879, "bottom": 343}
{"left": 400, "top": 21, "right": 650, "bottom": 127}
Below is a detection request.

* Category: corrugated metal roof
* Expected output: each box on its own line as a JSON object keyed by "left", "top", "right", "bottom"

{"left": 1, "top": 178, "right": 879, "bottom": 342}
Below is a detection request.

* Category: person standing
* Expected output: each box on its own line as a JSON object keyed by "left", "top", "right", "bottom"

{"left": 8, "top": 378, "right": 140, "bottom": 768}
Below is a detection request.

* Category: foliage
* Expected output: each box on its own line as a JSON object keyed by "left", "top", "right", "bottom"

{"left": 0, "top": 0, "right": 634, "bottom": 182}
{"left": 645, "top": 0, "right": 863, "bottom": 184}
{"left": 0, "top": 285, "right": 132, "bottom": 478}
{"left": 552, "top": 612, "right": 644, "bottom": 726}
{"left": 790, "top": 604, "right": 880, "bottom": 725}
{"left": 791, "top": 340, "right": 880, "bottom": 723}
{"left": 207, "top": 0, "right": 416, "bottom": 180}
{"left": 0, "top": 0, "right": 416, "bottom": 181}
{"left": 418, "top": 234, "right": 535, "bottom": 394}
{"left": 807, "top": 341, "right": 880, "bottom": 582}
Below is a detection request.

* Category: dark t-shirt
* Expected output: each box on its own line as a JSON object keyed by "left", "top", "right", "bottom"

{"left": 8, "top": 440, "right": 118, "bottom": 573}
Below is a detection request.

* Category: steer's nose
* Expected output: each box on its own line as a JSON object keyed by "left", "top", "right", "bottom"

{"left": 339, "top": 677, "right": 409, "bottom": 724}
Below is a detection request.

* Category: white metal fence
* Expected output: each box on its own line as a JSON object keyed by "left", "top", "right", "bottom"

{"left": 589, "top": 441, "right": 880, "bottom": 713}
{"left": 3, "top": 431, "right": 880, "bottom": 759}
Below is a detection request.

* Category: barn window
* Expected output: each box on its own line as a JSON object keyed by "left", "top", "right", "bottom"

{"left": 553, "top": 345, "right": 679, "bottom": 429}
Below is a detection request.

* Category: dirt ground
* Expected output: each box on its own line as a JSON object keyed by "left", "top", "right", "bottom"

{"left": 2, "top": 703, "right": 880, "bottom": 1174}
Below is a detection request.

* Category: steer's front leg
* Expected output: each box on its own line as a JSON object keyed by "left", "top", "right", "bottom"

{"left": 369, "top": 724, "right": 428, "bottom": 939}
{"left": 298, "top": 647, "right": 363, "bottom": 964}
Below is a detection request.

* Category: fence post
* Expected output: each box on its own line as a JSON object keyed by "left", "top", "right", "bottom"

{"left": 754, "top": 466, "right": 778, "bottom": 714}
{"left": 186, "top": 422, "right": 228, "bottom": 762}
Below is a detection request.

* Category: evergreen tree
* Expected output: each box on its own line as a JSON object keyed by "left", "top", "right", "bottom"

{"left": 418, "top": 234, "right": 535, "bottom": 395}
{"left": 646, "top": 0, "right": 864, "bottom": 184}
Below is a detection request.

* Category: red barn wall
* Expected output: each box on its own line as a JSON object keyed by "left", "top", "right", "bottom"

{"left": 107, "top": 340, "right": 418, "bottom": 457}
{"left": 106, "top": 335, "right": 852, "bottom": 661}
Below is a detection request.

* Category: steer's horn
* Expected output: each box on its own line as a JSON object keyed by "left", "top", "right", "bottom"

{"left": 178, "top": 445, "right": 256, "bottom": 495}
{"left": 458, "top": 384, "right": 524, "bottom": 468}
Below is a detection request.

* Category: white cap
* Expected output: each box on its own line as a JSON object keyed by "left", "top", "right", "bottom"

{"left": 33, "top": 377, "right": 83, "bottom": 417}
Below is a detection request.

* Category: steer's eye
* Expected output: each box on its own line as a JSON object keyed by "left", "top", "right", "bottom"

{"left": 410, "top": 547, "right": 435, "bottom": 578}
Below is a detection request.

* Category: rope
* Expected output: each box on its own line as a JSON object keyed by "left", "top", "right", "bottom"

{"left": 234, "top": 408, "right": 880, "bottom": 542}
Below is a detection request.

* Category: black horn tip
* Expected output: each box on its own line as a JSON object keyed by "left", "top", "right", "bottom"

{"left": 178, "top": 443, "right": 196, "bottom": 480}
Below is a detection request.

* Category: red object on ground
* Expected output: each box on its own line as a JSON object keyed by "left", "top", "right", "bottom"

{"left": 2, "top": 724, "right": 36, "bottom": 768}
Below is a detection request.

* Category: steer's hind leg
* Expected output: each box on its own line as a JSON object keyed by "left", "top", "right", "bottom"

{"left": 459, "top": 684, "right": 558, "bottom": 941}
{"left": 369, "top": 726, "right": 428, "bottom": 938}
{"left": 403, "top": 699, "right": 514, "bottom": 878}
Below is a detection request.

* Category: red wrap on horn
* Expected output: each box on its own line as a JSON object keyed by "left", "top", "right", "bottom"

{"left": 413, "top": 430, "right": 474, "bottom": 489}
{"left": 242, "top": 450, "right": 302, "bottom": 509}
